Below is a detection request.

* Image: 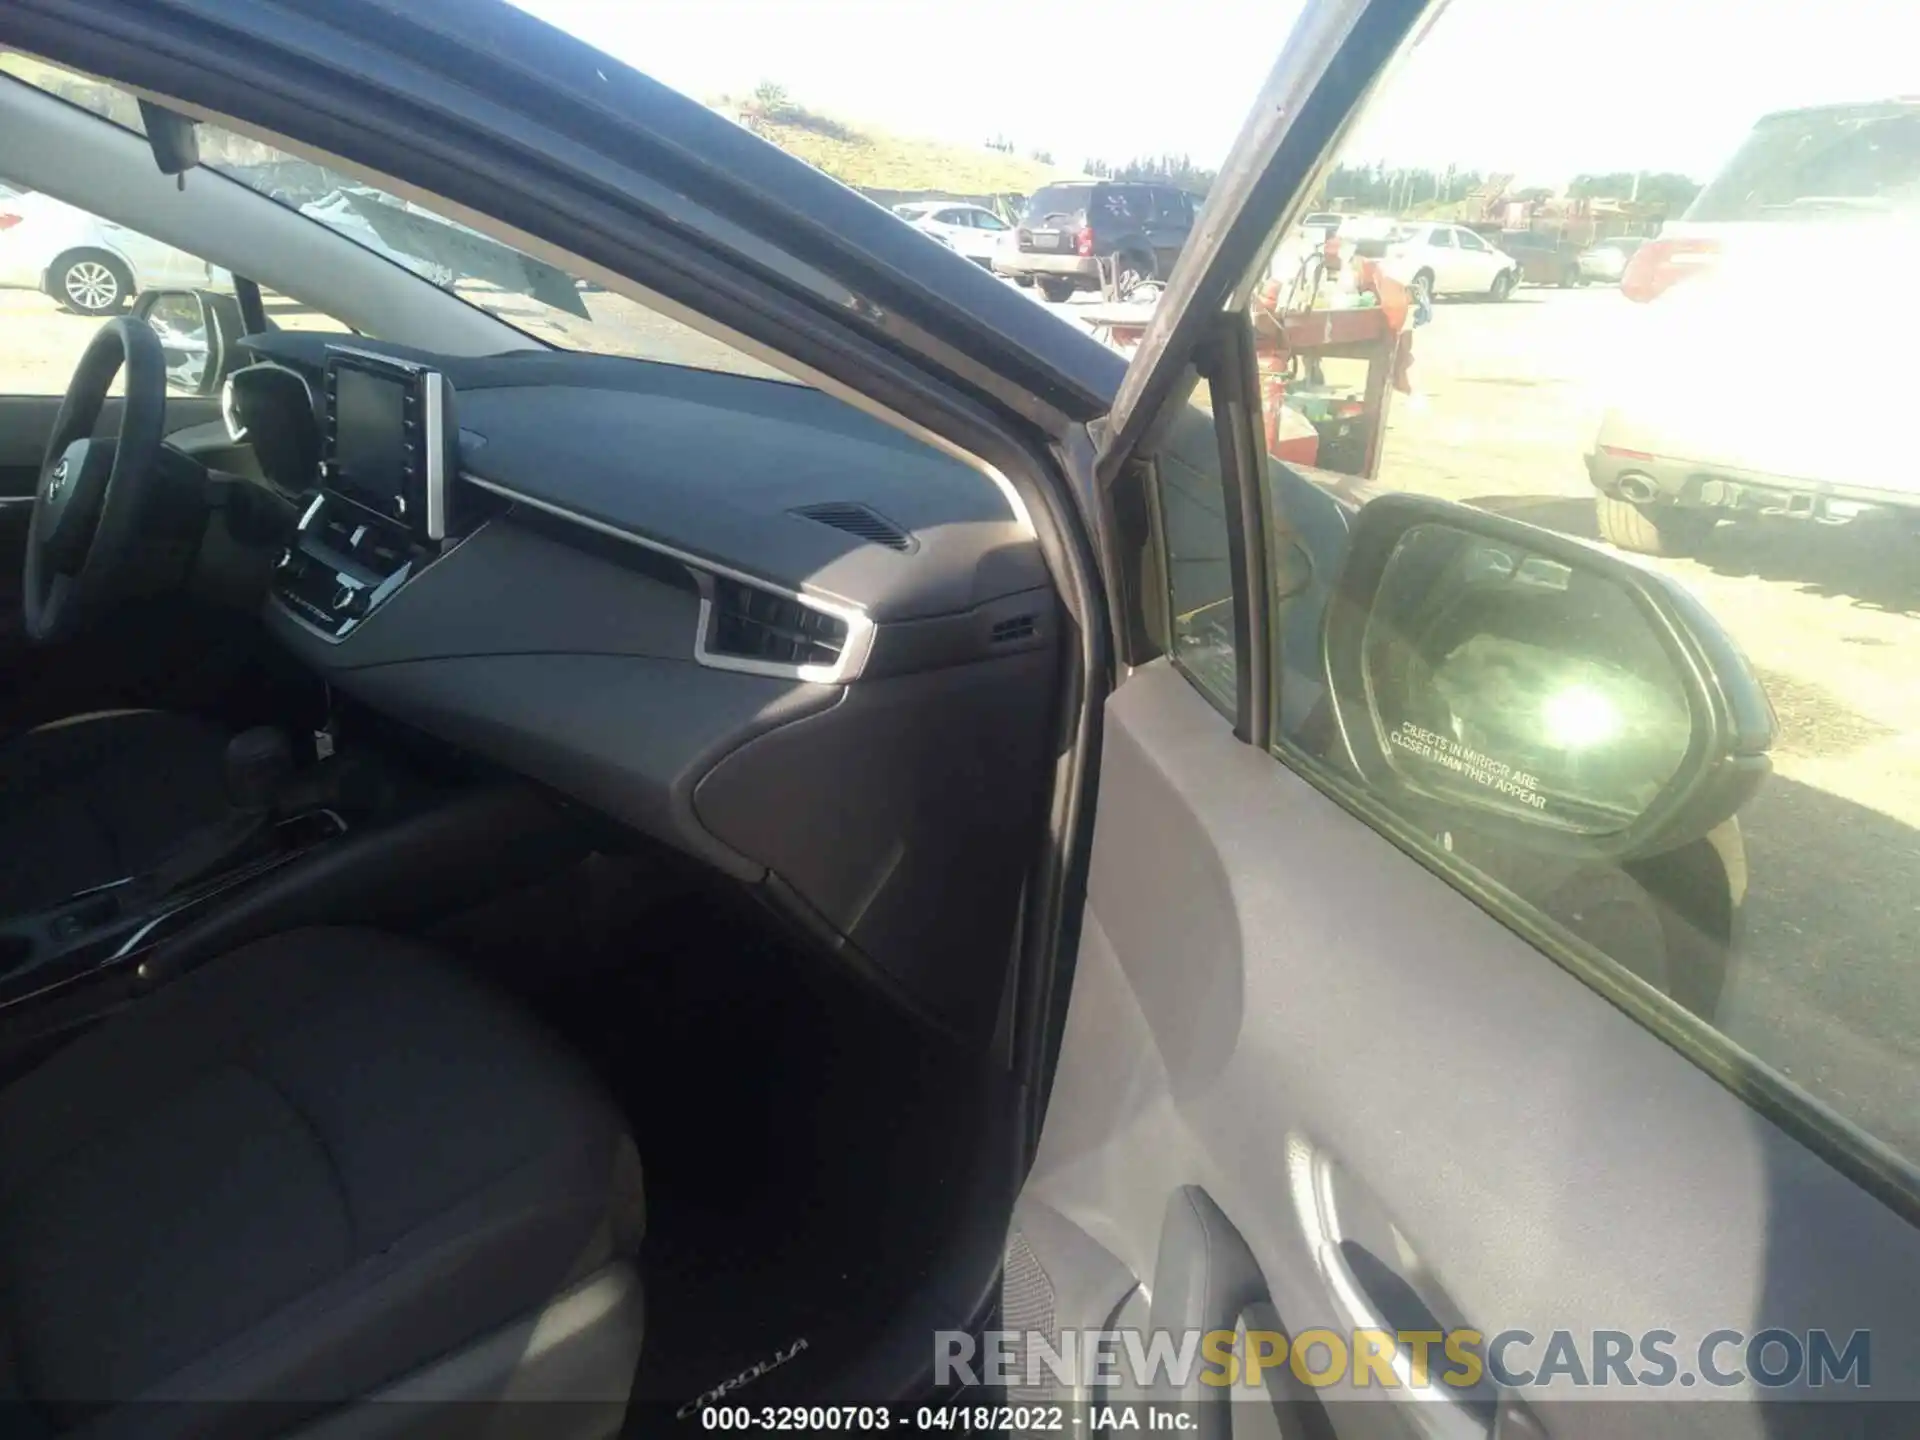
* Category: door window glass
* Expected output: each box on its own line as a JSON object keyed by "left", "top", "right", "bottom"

{"left": 1232, "top": 0, "right": 1920, "bottom": 1173}
{"left": 1457, "top": 229, "right": 1489, "bottom": 251}
{"left": 1159, "top": 375, "right": 1241, "bottom": 713}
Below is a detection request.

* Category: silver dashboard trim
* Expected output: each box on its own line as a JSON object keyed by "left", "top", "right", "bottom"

{"left": 459, "top": 471, "right": 874, "bottom": 684}
{"left": 327, "top": 342, "right": 425, "bottom": 373}
{"left": 268, "top": 492, "right": 450, "bottom": 647}
{"left": 111, "top": 812, "right": 351, "bottom": 961}
{"left": 423, "top": 371, "right": 449, "bottom": 542}
{"left": 0, "top": 495, "right": 35, "bottom": 510}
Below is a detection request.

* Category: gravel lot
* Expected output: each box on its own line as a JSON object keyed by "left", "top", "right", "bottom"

{"left": 9, "top": 275, "right": 1916, "bottom": 1157}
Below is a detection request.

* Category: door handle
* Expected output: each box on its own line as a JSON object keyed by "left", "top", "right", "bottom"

{"left": 1145, "top": 1187, "right": 1337, "bottom": 1440}
{"left": 1291, "top": 1142, "right": 1545, "bottom": 1437}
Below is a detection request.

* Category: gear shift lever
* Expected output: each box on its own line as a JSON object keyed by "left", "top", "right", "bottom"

{"left": 130, "top": 727, "right": 296, "bottom": 904}
{"left": 224, "top": 727, "right": 295, "bottom": 816}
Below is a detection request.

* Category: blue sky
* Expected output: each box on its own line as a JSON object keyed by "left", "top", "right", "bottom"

{"left": 514, "top": 0, "right": 1915, "bottom": 185}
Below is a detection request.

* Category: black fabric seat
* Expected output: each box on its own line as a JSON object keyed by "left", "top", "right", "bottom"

{"left": 0, "top": 710, "right": 233, "bottom": 918}
{"left": 0, "top": 928, "right": 644, "bottom": 1438}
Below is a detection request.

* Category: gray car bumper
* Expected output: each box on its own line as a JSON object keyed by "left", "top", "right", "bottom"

{"left": 992, "top": 252, "right": 1100, "bottom": 282}
{"left": 1587, "top": 448, "right": 1920, "bottom": 520}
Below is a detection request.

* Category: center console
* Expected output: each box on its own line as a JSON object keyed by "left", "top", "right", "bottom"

{"left": 271, "top": 346, "right": 459, "bottom": 641}
{"left": 0, "top": 761, "right": 584, "bottom": 1032}
{"left": 0, "top": 811, "right": 349, "bottom": 991}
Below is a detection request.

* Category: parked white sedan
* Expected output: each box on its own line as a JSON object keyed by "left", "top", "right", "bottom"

{"left": 1376, "top": 221, "right": 1519, "bottom": 304}
{"left": 891, "top": 201, "right": 1011, "bottom": 267}
{"left": 0, "top": 189, "right": 224, "bottom": 314}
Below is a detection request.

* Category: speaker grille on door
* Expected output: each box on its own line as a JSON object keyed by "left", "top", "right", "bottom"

{"left": 1000, "top": 1227, "right": 1059, "bottom": 1407}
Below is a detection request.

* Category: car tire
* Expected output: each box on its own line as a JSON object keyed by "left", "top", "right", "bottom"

{"left": 1410, "top": 269, "right": 1434, "bottom": 307}
{"left": 1558, "top": 266, "right": 1578, "bottom": 288}
{"left": 1038, "top": 278, "right": 1076, "bottom": 304}
{"left": 49, "top": 249, "right": 133, "bottom": 316}
{"left": 1011, "top": 274, "right": 1034, "bottom": 288}
{"left": 1490, "top": 269, "right": 1516, "bottom": 302}
{"left": 1595, "top": 495, "right": 1716, "bottom": 556}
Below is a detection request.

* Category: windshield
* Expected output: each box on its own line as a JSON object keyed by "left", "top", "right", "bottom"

{"left": 1688, "top": 104, "right": 1920, "bottom": 221}
{"left": 0, "top": 53, "right": 790, "bottom": 381}
{"left": 207, "top": 138, "right": 790, "bottom": 379}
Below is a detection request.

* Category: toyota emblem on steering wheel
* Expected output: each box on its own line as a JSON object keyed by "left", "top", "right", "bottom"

{"left": 44, "top": 458, "right": 69, "bottom": 503}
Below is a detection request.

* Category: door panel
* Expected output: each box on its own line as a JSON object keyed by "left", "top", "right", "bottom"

{"left": 1033, "top": 3, "right": 1920, "bottom": 1426}
{"left": 1022, "top": 662, "right": 1920, "bottom": 1430}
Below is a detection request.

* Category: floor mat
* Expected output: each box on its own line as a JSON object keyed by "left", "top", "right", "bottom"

{"left": 522, "top": 876, "right": 986, "bottom": 1416}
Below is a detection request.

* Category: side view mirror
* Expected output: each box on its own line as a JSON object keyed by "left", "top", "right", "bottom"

{"left": 1323, "top": 494, "right": 1775, "bottom": 862}
{"left": 129, "top": 288, "right": 246, "bottom": 398}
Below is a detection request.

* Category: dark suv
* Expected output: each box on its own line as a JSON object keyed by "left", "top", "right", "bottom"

{"left": 993, "top": 181, "right": 1198, "bottom": 301}
{"left": 1496, "top": 228, "right": 1587, "bottom": 286}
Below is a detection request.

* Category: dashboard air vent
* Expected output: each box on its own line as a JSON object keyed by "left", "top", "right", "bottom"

{"left": 709, "top": 578, "right": 849, "bottom": 668}
{"left": 990, "top": 615, "right": 1037, "bottom": 644}
{"left": 791, "top": 502, "right": 916, "bottom": 553}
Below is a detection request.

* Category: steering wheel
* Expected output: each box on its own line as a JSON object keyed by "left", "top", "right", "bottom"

{"left": 24, "top": 317, "right": 196, "bottom": 642}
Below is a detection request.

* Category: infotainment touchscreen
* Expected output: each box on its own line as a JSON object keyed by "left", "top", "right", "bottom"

{"left": 332, "top": 365, "right": 409, "bottom": 509}
{"left": 321, "top": 347, "right": 454, "bottom": 540}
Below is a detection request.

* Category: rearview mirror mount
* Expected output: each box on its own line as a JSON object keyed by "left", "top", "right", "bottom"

{"left": 1323, "top": 494, "right": 1775, "bottom": 862}
{"left": 136, "top": 99, "right": 200, "bottom": 183}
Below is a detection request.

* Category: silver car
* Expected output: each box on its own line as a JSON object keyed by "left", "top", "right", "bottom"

{"left": 1576, "top": 234, "right": 1642, "bottom": 283}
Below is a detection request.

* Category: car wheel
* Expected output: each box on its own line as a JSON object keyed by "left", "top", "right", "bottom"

{"left": 1490, "top": 269, "right": 1516, "bottom": 302}
{"left": 1038, "top": 278, "right": 1076, "bottom": 304}
{"left": 1595, "top": 495, "right": 1717, "bottom": 556}
{"left": 1410, "top": 269, "right": 1434, "bottom": 307}
{"left": 1558, "top": 266, "right": 1578, "bottom": 288}
{"left": 50, "top": 250, "right": 132, "bottom": 316}
{"left": 1010, "top": 275, "right": 1034, "bottom": 288}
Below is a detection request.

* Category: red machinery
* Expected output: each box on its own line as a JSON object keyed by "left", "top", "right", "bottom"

{"left": 1076, "top": 249, "right": 1414, "bottom": 480}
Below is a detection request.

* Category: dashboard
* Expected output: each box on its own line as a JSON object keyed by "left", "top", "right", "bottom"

{"left": 224, "top": 331, "right": 1060, "bottom": 1034}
